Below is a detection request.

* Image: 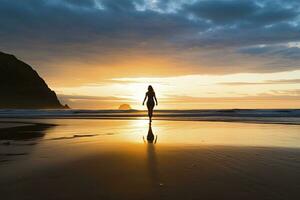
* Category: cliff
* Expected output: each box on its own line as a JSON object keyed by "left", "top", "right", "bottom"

{"left": 0, "top": 51, "right": 65, "bottom": 109}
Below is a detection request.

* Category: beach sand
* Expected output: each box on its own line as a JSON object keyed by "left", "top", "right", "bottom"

{"left": 0, "top": 122, "right": 30, "bottom": 129}
{"left": 1, "top": 119, "right": 300, "bottom": 200}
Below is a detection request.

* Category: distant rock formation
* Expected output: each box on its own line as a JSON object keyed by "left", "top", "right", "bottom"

{"left": 63, "top": 104, "right": 70, "bottom": 109}
{"left": 0, "top": 51, "right": 65, "bottom": 109}
{"left": 118, "top": 104, "right": 132, "bottom": 110}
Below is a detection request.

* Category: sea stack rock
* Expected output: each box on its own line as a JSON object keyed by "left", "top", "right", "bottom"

{"left": 0, "top": 51, "right": 64, "bottom": 109}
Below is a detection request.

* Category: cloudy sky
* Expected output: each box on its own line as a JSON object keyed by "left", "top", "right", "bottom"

{"left": 1, "top": 0, "right": 300, "bottom": 109}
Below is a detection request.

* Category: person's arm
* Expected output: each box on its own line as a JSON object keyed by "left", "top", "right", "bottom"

{"left": 142, "top": 93, "right": 147, "bottom": 105}
{"left": 154, "top": 93, "right": 158, "bottom": 106}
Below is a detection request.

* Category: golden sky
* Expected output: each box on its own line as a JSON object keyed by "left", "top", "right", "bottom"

{"left": 54, "top": 70, "right": 300, "bottom": 109}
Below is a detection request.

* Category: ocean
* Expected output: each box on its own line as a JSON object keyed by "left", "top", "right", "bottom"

{"left": 0, "top": 109, "right": 299, "bottom": 125}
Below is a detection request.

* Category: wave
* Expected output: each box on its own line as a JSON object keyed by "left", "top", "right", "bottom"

{"left": 0, "top": 109, "right": 300, "bottom": 124}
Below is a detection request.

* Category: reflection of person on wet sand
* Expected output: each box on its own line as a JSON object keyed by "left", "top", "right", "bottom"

{"left": 142, "top": 85, "right": 158, "bottom": 123}
{"left": 143, "top": 123, "right": 157, "bottom": 144}
{"left": 143, "top": 123, "right": 161, "bottom": 189}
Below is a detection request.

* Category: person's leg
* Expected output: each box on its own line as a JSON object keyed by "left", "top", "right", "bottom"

{"left": 149, "top": 108, "right": 153, "bottom": 122}
{"left": 147, "top": 108, "right": 151, "bottom": 118}
{"left": 150, "top": 103, "right": 155, "bottom": 122}
{"left": 147, "top": 103, "right": 154, "bottom": 122}
{"left": 147, "top": 105, "right": 151, "bottom": 122}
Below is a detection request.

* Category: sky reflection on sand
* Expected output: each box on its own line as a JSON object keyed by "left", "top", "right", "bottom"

{"left": 0, "top": 119, "right": 300, "bottom": 181}
{"left": 1, "top": 119, "right": 300, "bottom": 166}
{"left": 1, "top": 119, "right": 300, "bottom": 148}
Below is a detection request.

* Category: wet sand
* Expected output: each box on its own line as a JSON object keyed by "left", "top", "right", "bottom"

{"left": 0, "top": 122, "right": 29, "bottom": 129}
{"left": 1, "top": 119, "right": 300, "bottom": 200}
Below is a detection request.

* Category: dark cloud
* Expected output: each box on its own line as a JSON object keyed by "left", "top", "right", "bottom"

{"left": 0, "top": 0, "right": 300, "bottom": 83}
{"left": 62, "top": 0, "right": 96, "bottom": 7}
{"left": 100, "top": 0, "right": 137, "bottom": 11}
{"left": 253, "top": 7, "right": 298, "bottom": 25}
{"left": 184, "top": 0, "right": 299, "bottom": 26}
{"left": 0, "top": 0, "right": 200, "bottom": 45}
{"left": 185, "top": 23, "right": 300, "bottom": 49}
{"left": 239, "top": 45, "right": 300, "bottom": 60}
{"left": 185, "top": 0, "right": 258, "bottom": 24}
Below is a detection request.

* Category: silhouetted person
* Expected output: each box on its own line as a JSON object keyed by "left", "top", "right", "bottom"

{"left": 143, "top": 85, "right": 158, "bottom": 123}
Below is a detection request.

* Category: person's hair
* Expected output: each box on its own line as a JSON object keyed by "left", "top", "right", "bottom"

{"left": 148, "top": 85, "right": 154, "bottom": 93}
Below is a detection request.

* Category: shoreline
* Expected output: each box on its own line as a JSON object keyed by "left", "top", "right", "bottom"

{"left": 0, "top": 117, "right": 299, "bottom": 126}
{"left": 0, "top": 108, "right": 299, "bottom": 126}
